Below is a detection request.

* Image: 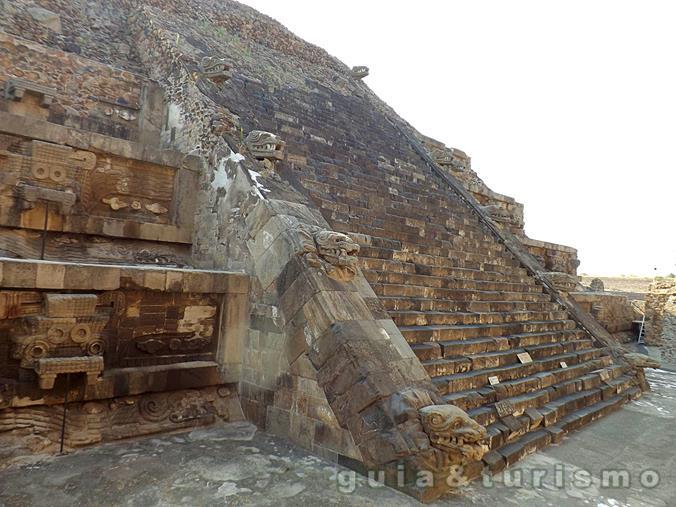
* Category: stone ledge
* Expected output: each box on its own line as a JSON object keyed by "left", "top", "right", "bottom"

{"left": 0, "top": 110, "right": 201, "bottom": 171}
{"left": 0, "top": 257, "right": 249, "bottom": 293}
{"left": 520, "top": 236, "right": 578, "bottom": 254}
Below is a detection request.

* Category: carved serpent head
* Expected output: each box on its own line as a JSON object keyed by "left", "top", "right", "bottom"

{"left": 244, "top": 130, "right": 285, "bottom": 160}
{"left": 419, "top": 404, "right": 488, "bottom": 462}
{"left": 314, "top": 230, "right": 359, "bottom": 260}
{"left": 199, "top": 56, "right": 231, "bottom": 82}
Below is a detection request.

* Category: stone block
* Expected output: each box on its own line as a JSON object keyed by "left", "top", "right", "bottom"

{"left": 45, "top": 293, "right": 97, "bottom": 317}
{"left": 35, "top": 262, "right": 65, "bottom": 289}
{"left": 1, "top": 260, "right": 37, "bottom": 287}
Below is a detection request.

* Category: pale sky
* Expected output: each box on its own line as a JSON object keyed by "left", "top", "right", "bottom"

{"left": 243, "top": 0, "right": 675, "bottom": 276}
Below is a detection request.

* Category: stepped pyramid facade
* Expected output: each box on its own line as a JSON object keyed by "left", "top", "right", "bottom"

{"left": 0, "top": 0, "right": 653, "bottom": 501}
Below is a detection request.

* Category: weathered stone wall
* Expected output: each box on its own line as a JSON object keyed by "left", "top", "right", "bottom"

{"left": 0, "top": 0, "right": 145, "bottom": 74}
{"left": 645, "top": 281, "right": 676, "bottom": 362}
{"left": 523, "top": 237, "right": 580, "bottom": 276}
{"left": 0, "top": 32, "right": 163, "bottom": 142}
{"left": 571, "top": 291, "right": 640, "bottom": 343}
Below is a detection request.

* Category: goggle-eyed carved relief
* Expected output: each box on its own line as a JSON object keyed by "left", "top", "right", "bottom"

{"left": 0, "top": 135, "right": 193, "bottom": 245}
{"left": 3, "top": 292, "right": 109, "bottom": 389}
{"left": 480, "top": 204, "right": 523, "bottom": 228}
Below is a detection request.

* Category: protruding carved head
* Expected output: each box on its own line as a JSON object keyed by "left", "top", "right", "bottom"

{"left": 351, "top": 66, "right": 369, "bottom": 79}
{"left": 433, "top": 149, "right": 454, "bottom": 167}
{"left": 199, "top": 56, "right": 232, "bottom": 83}
{"left": 313, "top": 230, "right": 360, "bottom": 281}
{"left": 297, "top": 227, "right": 361, "bottom": 282}
{"left": 419, "top": 405, "right": 488, "bottom": 462}
{"left": 244, "top": 130, "right": 285, "bottom": 161}
{"left": 624, "top": 352, "right": 661, "bottom": 369}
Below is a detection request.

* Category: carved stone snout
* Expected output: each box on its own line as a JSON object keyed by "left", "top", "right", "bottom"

{"left": 351, "top": 66, "right": 369, "bottom": 79}
{"left": 244, "top": 130, "right": 285, "bottom": 161}
{"left": 199, "top": 56, "right": 232, "bottom": 83}
{"left": 419, "top": 404, "right": 488, "bottom": 463}
{"left": 298, "top": 227, "right": 360, "bottom": 282}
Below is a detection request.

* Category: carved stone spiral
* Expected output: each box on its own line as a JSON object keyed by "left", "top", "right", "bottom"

{"left": 138, "top": 395, "right": 171, "bottom": 422}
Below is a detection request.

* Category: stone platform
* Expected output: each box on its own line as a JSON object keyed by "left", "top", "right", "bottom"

{"left": 1, "top": 369, "right": 673, "bottom": 506}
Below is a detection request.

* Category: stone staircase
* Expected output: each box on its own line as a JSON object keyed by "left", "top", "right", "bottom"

{"left": 293, "top": 149, "right": 639, "bottom": 472}
{"left": 115, "top": 0, "right": 642, "bottom": 475}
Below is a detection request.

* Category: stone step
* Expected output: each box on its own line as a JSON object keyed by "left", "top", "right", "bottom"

{"left": 467, "top": 368, "right": 630, "bottom": 428}
{"left": 352, "top": 231, "right": 507, "bottom": 258}
{"left": 358, "top": 258, "right": 531, "bottom": 283}
{"left": 363, "top": 270, "right": 542, "bottom": 294}
{"left": 359, "top": 246, "right": 519, "bottom": 273}
{"left": 335, "top": 219, "right": 495, "bottom": 247}
{"left": 479, "top": 358, "right": 620, "bottom": 405}
{"left": 379, "top": 296, "right": 560, "bottom": 313}
{"left": 483, "top": 383, "right": 637, "bottom": 472}
{"left": 390, "top": 310, "right": 568, "bottom": 327}
{"left": 316, "top": 194, "right": 497, "bottom": 240}
{"left": 444, "top": 364, "right": 627, "bottom": 414}
{"left": 409, "top": 330, "right": 588, "bottom": 362}
{"left": 305, "top": 176, "right": 486, "bottom": 220}
{"left": 431, "top": 351, "right": 611, "bottom": 394}
{"left": 359, "top": 245, "right": 521, "bottom": 271}
{"left": 372, "top": 284, "right": 552, "bottom": 302}
{"left": 400, "top": 319, "right": 577, "bottom": 344}
{"left": 422, "top": 338, "right": 599, "bottom": 378}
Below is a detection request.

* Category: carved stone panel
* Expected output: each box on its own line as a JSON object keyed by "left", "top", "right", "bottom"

{"left": 105, "top": 291, "right": 220, "bottom": 368}
{"left": 0, "top": 134, "right": 197, "bottom": 244}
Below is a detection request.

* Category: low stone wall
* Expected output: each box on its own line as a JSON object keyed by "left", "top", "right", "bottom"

{"left": 645, "top": 281, "right": 676, "bottom": 362}
{"left": 522, "top": 237, "right": 580, "bottom": 276}
{"left": 571, "top": 291, "right": 640, "bottom": 343}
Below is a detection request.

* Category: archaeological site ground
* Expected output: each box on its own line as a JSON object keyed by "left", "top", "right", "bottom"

{"left": 0, "top": 1, "right": 673, "bottom": 505}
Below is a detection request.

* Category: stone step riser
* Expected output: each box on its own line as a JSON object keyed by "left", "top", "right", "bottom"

{"left": 359, "top": 246, "right": 522, "bottom": 270}
{"left": 432, "top": 353, "right": 611, "bottom": 394}
{"left": 355, "top": 234, "right": 507, "bottom": 257}
{"left": 363, "top": 271, "right": 542, "bottom": 294}
{"left": 391, "top": 310, "right": 569, "bottom": 327}
{"left": 372, "top": 284, "right": 552, "bottom": 302}
{"left": 445, "top": 364, "right": 627, "bottom": 414}
{"left": 380, "top": 297, "right": 560, "bottom": 313}
{"left": 424, "top": 342, "right": 600, "bottom": 378}
{"left": 409, "top": 330, "right": 589, "bottom": 362}
{"left": 483, "top": 388, "right": 635, "bottom": 466}
{"left": 358, "top": 258, "right": 530, "bottom": 283}
{"left": 402, "top": 320, "right": 577, "bottom": 343}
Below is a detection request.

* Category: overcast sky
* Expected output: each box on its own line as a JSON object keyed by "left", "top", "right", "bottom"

{"left": 243, "top": 0, "right": 675, "bottom": 276}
